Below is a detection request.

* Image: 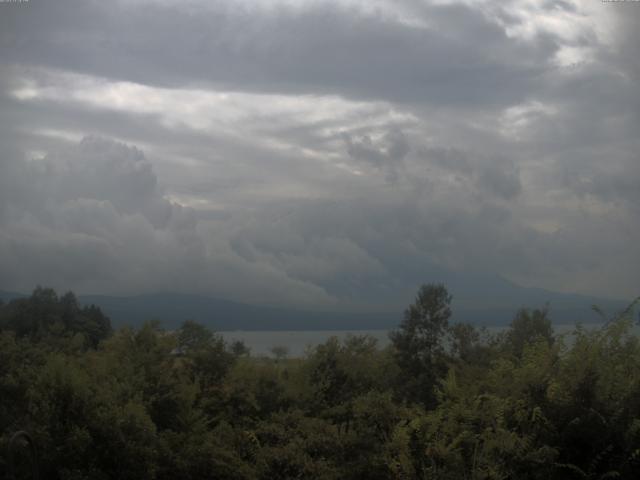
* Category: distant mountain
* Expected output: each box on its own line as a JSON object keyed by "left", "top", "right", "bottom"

{"left": 78, "top": 293, "right": 396, "bottom": 331}
{"left": 1, "top": 284, "right": 630, "bottom": 331}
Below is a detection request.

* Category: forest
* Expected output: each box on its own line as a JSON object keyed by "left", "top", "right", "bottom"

{"left": 1, "top": 285, "right": 639, "bottom": 479}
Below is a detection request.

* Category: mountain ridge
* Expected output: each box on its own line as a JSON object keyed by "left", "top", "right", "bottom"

{"left": 0, "top": 285, "right": 629, "bottom": 331}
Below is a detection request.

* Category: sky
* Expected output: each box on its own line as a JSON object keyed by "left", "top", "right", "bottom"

{"left": 0, "top": 0, "right": 638, "bottom": 310}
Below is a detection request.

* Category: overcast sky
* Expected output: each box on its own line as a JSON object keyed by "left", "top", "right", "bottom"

{"left": 0, "top": 0, "right": 638, "bottom": 309}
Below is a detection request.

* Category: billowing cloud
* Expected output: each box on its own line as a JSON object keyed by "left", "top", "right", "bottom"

{"left": 0, "top": 137, "right": 339, "bottom": 307}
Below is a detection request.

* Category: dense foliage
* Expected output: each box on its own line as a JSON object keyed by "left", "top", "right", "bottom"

{"left": 1, "top": 286, "right": 639, "bottom": 479}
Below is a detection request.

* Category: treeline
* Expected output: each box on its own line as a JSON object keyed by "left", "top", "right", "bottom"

{"left": 0, "top": 285, "right": 639, "bottom": 479}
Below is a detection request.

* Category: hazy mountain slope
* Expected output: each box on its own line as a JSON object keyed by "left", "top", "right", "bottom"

{"left": 1, "top": 278, "right": 629, "bottom": 331}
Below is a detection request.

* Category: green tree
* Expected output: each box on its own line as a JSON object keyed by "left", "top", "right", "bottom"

{"left": 390, "top": 284, "right": 452, "bottom": 407}
{"left": 0, "top": 288, "right": 111, "bottom": 348}
{"left": 177, "top": 320, "right": 235, "bottom": 391}
{"left": 230, "top": 340, "right": 251, "bottom": 357}
{"left": 270, "top": 345, "right": 289, "bottom": 362}
{"left": 503, "top": 306, "right": 554, "bottom": 358}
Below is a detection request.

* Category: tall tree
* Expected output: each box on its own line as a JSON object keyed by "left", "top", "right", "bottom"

{"left": 390, "top": 284, "right": 452, "bottom": 407}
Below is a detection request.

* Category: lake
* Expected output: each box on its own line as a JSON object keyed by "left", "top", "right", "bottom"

{"left": 220, "top": 330, "right": 391, "bottom": 357}
{"left": 219, "top": 323, "right": 618, "bottom": 357}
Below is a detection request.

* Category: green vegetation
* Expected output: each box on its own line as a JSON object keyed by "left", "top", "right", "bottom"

{"left": 1, "top": 285, "right": 639, "bottom": 479}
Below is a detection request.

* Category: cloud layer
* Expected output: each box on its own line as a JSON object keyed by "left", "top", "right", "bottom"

{"left": 0, "top": 0, "right": 638, "bottom": 306}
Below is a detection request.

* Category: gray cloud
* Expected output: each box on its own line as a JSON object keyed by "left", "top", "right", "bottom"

{"left": 423, "top": 147, "right": 522, "bottom": 200}
{"left": 344, "top": 129, "right": 410, "bottom": 182}
{"left": 0, "top": 137, "right": 339, "bottom": 307}
{"left": 0, "top": 0, "right": 555, "bottom": 107}
{"left": 0, "top": 137, "right": 202, "bottom": 290}
{"left": 0, "top": 0, "right": 638, "bottom": 304}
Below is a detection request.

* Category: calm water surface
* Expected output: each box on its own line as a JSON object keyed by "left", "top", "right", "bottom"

{"left": 220, "top": 330, "right": 391, "bottom": 357}
{"left": 220, "top": 323, "right": 618, "bottom": 357}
